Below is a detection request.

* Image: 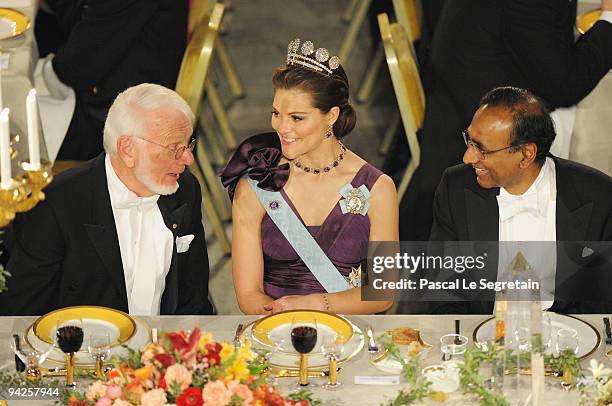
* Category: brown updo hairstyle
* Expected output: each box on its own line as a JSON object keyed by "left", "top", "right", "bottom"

{"left": 272, "top": 65, "right": 357, "bottom": 139}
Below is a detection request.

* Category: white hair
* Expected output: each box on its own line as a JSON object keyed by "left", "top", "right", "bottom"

{"left": 103, "top": 83, "right": 195, "bottom": 155}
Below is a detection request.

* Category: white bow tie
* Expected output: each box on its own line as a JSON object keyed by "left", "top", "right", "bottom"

{"left": 114, "top": 194, "right": 159, "bottom": 210}
{"left": 497, "top": 191, "right": 541, "bottom": 221}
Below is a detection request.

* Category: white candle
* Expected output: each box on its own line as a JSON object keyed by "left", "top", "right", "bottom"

{"left": 1, "top": 108, "right": 11, "bottom": 188}
{"left": 0, "top": 65, "right": 3, "bottom": 110}
{"left": 26, "top": 89, "right": 40, "bottom": 169}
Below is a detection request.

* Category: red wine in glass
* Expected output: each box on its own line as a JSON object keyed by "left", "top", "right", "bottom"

{"left": 291, "top": 326, "right": 317, "bottom": 354}
{"left": 56, "top": 326, "right": 84, "bottom": 354}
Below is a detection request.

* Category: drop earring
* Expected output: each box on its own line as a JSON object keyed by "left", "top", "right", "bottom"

{"left": 325, "top": 124, "right": 334, "bottom": 139}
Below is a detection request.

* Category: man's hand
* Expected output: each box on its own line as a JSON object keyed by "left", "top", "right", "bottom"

{"left": 263, "top": 294, "right": 326, "bottom": 314}
{"left": 602, "top": 0, "right": 612, "bottom": 12}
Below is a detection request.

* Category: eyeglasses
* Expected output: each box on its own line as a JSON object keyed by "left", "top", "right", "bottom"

{"left": 462, "top": 130, "right": 519, "bottom": 160}
{"left": 136, "top": 136, "right": 196, "bottom": 160}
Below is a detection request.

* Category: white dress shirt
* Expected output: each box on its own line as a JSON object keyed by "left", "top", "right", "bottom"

{"left": 105, "top": 156, "right": 173, "bottom": 315}
{"left": 497, "top": 157, "right": 557, "bottom": 309}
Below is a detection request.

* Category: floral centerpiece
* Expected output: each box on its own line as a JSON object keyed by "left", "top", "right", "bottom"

{"left": 62, "top": 328, "right": 318, "bottom": 406}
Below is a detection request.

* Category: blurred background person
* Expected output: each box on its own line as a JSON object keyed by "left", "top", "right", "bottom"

{"left": 34, "top": 0, "right": 189, "bottom": 161}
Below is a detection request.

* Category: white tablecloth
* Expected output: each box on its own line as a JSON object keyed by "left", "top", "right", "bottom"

{"left": 2, "top": 313, "right": 607, "bottom": 405}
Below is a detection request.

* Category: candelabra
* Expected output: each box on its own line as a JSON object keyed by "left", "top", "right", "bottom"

{"left": 0, "top": 161, "right": 53, "bottom": 227}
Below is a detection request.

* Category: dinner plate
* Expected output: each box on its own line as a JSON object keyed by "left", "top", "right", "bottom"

{"left": 25, "top": 307, "right": 149, "bottom": 366}
{"left": 473, "top": 312, "right": 600, "bottom": 359}
{"left": 0, "top": 8, "right": 30, "bottom": 40}
{"left": 248, "top": 310, "right": 364, "bottom": 371}
{"left": 576, "top": 8, "right": 601, "bottom": 35}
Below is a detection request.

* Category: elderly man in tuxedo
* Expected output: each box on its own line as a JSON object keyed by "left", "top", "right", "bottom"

{"left": 0, "top": 83, "right": 213, "bottom": 316}
{"left": 413, "top": 86, "right": 612, "bottom": 314}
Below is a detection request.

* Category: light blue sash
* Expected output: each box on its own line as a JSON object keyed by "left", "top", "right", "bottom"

{"left": 246, "top": 176, "right": 351, "bottom": 293}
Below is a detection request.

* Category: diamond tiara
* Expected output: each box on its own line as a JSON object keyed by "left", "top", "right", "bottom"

{"left": 286, "top": 38, "right": 341, "bottom": 75}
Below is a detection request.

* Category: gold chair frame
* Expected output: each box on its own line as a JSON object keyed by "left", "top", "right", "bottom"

{"left": 357, "top": 0, "right": 421, "bottom": 103}
{"left": 176, "top": 3, "right": 231, "bottom": 255}
{"left": 378, "top": 12, "right": 425, "bottom": 202}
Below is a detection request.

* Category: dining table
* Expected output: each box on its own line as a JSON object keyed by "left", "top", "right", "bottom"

{"left": 2, "top": 313, "right": 609, "bottom": 405}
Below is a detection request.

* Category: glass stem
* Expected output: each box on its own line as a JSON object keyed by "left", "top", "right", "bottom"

{"left": 96, "top": 358, "right": 104, "bottom": 379}
{"left": 329, "top": 357, "right": 337, "bottom": 385}
{"left": 66, "top": 353, "right": 75, "bottom": 387}
{"left": 299, "top": 353, "right": 309, "bottom": 386}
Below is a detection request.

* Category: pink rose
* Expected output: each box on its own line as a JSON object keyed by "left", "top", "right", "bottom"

{"left": 111, "top": 400, "right": 132, "bottom": 406}
{"left": 202, "top": 381, "right": 231, "bottom": 406}
{"left": 86, "top": 381, "right": 108, "bottom": 401}
{"left": 164, "top": 364, "right": 192, "bottom": 390}
{"left": 105, "top": 384, "right": 122, "bottom": 400}
{"left": 140, "top": 388, "right": 167, "bottom": 406}
{"left": 227, "top": 380, "right": 253, "bottom": 406}
{"left": 94, "top": 397, "right": 112, "bottom": 406}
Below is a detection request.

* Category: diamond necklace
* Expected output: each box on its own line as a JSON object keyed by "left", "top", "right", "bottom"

{"left": 293, "top": 141, "right": 346, "bottom": 174}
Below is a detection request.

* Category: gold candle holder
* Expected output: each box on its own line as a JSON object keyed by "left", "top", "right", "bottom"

{"left": 15, "top": 160, "right": 53, "bottom": 213}
{"left": 298, "top": 353, "right": 309, "bottom": 386}
{"left": 0, "top": 179, "right": 26, "bottom": 227}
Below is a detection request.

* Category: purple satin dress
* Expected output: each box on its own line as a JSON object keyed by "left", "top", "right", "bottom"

{"left": 262, "top": 164, "right": 383, "bottom": 298}
{"left": 219, "top": 133, "right": 383, "bottom": 299}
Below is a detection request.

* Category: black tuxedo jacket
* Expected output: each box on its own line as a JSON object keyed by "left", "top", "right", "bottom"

{"left": 0, "top": 154, "right": 213, "bottom": 316}
{"left": 399, "top": 0, "right": 612, "bottom": 240}
{"left": 425, "top": 157, "right": 612, "bottom": 314}
{"left": 50, "top": 0, "right": 188, "bottom": 160}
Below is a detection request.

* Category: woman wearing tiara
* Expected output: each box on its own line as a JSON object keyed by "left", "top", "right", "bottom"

{"left": 220, "top": 39, "right": 398, "bottom": 314}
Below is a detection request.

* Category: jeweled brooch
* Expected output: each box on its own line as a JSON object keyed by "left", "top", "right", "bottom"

{"left": 339, "top": 184, "right": 371, "bottom": 216}
{"left": 345, "top": 265, "right": 362, "bottom": 288}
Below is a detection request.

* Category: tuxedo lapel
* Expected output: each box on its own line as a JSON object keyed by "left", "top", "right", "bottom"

{"left": 465, "top": 187, "right": 499, "bottom": 240}
{"left": 555, "top": 159, "right": 592, "bottom": 241}
{"left": 83, "top": 155, "right": 128, "bottom": 308}
{"left": 157, "top": 195, "right": 188, "bottom": 314}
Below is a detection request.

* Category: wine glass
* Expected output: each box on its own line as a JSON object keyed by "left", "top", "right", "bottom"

{"left": 9, "top": 333, "right": 54, "bottom": 383}
{"left": 556, "top": 328, "right": 579, "bottom": 390}
{"left": 440, "top": 334, "right": 468, "bottom": 363}
{"left": 87, "top": 333, "right": 111, "bottom": 378}
{"left": 55, "top": 316, "right": 84, "bottom": 387}
{"left": 320, "top": 332, "right": 344, "bottom": 390}
{"left": 290, "top": 315, "right": 318, "bottom": 388}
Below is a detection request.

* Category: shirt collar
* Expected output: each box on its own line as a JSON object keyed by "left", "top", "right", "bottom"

{"left": 498, "top": 157, "right": 555, "bottom": 219}
{"left": 105, "top": 154, "right": 160, "bottom": 210}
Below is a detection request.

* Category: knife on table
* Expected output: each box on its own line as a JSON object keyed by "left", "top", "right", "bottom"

{"left": 366, "top": 325, "right": 378, "bottom": 353}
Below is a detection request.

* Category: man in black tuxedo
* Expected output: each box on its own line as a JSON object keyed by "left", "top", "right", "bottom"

{"left": 418, "top": 87, "right": 612, "bottom": 314}
{"left": 0, "top": 84, "right": 214, "bottom": 316}
{"left": 399, "top": 0, "right": 612, "bottom": 240}
{"left": 41, "top": 0, "right": 188, "bottom": 160}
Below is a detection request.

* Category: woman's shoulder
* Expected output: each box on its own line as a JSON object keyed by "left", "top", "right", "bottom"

{"left": 344, "top": 151, "right": 387, "bottom": 189}
{"left": 219, "top": 132, "right": 289, "bottom": 201}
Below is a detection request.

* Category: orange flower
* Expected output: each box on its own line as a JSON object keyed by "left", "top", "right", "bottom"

{"left": 125, "top": 380, "right": 144, "bottom": 394}
{"left": 106, "top": 370, "right": 120, "bottom": 380}
{"left": 134, "top": 366, "right": 152, "bottom": 381}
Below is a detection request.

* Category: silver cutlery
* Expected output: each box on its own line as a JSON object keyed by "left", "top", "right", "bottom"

{"left": 233, "top": 323, "right": 245, "bottom": 346}
{"left": 603, "top": 317, "right": 612, "bottom": 345}
{"left": 366, "top": 325, "right": 378, "bottom": 353}
{"left": 273, "top": 367, "right": 342, "bottom": 378}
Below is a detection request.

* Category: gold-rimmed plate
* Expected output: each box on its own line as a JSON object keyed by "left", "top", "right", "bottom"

{"left": 249, "top": 310, "right": 363, "bottom": 370}
{"left": 25, "top": 306, "right": 145, "bottom": 366}
{"left": 33, "top": 306, "right": 136, "bottom": 345}
{"left": 577, "top": 8, "right": 601, "bottom": 35}
{"left": 0, "top": 8, "right": 30, "bottom": 40}
{"left": 473, "top": 313, "right": 600, "bottom": 359}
